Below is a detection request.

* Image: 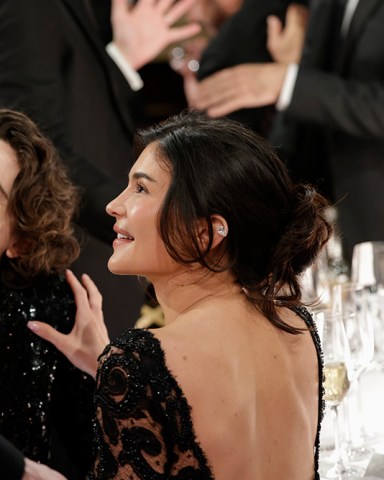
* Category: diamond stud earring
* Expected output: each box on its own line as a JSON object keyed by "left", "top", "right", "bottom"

{"left": 217, "top": 225, "right": 228, "bottom": 237}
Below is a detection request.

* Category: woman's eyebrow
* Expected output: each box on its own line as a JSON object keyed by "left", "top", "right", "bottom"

{"left": 131, "top": 171, "right": 157, "bottom": 183}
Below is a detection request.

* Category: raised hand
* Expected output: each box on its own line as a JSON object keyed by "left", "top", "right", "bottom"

{"left": 266, "top": 3, "right": 308, "bottom": 64}
{"left": 27, "top": 270, "right": 110, "bottom": 379}
{"left": 111, "top": 0, "right": 201, "bottom": 70}
{"left": 193, "top": 63, "right": 287, "bottom": 117}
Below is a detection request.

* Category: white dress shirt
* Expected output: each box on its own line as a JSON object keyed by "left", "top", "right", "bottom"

{"left": 106, "top": 42, "right": 144, "bottom": 91}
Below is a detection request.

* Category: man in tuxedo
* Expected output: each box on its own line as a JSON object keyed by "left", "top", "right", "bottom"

{"left": 0, "top": 0, "right": 199, "bottom": 337}
{"left": 196, "top": 0, "right": 308, "bottom": 136}
{"left": 194, "top": 0, "right": 384, "bottom": 262}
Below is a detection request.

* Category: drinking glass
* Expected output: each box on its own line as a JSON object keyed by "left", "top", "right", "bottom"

{"left": 332, "top": 283, "right": 375, "bottom": 460}
{"left": 315, "top": 309, "right": 363, "bottom": 479}
{"left": 351, "top": 242, "right": 384, "bottom": 370}
{"left": 332, "top": 284, "right": 374, "bottom": 381}
{"left": 351, "top": 241, "right": 384, "bottom": 287}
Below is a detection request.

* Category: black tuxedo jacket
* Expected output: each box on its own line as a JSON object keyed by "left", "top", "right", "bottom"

{"left": 0, "top": 0, "right": 137, "bottom": 242}
{"left": 0, "top": 0, "right": 145, "bottom": 339}
{"left": 0, "top": 435, "right": 24, "bottom": 480}
{"left": 271, "top": 0, "right": 384, "bottom": 258}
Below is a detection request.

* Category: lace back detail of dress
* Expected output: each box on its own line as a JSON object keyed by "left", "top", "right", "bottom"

{"left": 91, "top": 329, "right": 214, "bottom": 480}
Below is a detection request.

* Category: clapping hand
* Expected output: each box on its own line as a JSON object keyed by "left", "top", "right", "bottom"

{"left": 112, "top": 0, "right": 202, "bottom": 70}
{"left": 266, "top": 3, "right": 308, "bottom": 64}
{"left": 27, "top": 270, "right": 110, "bottom": 379}
{"left": 192, "top": 63, "right": 287, "bottom": 117}
{"left": 185, "top": 3, "right": 308, "bottom": 117}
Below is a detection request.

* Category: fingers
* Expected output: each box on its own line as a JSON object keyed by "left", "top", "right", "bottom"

{"left": 266, "top": 15, "right": 283, "bottom": 59}
{"left": 81, "top": 273, "right": 103, "bottom": 311}
{"left": 168, "top": 24, "right": 202, "bottom": 45}
{"left": 194, "top": 69, "right": 234, "bottom": 109}
{"left": 286, "top": 3, "right": 308, "bottom": 28}
{"left": 182, "top": 71, "right": 200, "bottom": 106}
{"left": 65, "top": 269, "right": 89, "bottom": 306}
{"left": 164, "top": 0, "right": 197, "bottom": 24}
{"left": 267, "top": 15, "right": 282, "bottom": 41}
{"left": 27, "top": 321, "right": 71, "bottom": 354}
{"left": 157, "top": 0, "right": 174, "bottom": 15}
{"left": 195, "top": 63, "right": 284, "bottom": 116}
{"left": 206, "top": 96, "right": 246, "bottom": 118}
{"left": 111, "top": 0, "right": 128, "bottom": 22}
{"left": 66, "top": 270, "right": 103, "bottom": 317}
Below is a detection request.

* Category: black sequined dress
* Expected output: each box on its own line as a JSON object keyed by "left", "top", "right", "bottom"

{"left": 0, "top": 275, "right": 95, "bottom": 479}
{"left": 91, "top": 306, "right": 324, "bottom": 479}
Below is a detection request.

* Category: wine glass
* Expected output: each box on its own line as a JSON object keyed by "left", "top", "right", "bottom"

{"left": 351, "top": 241, "right": 384, "bottom": 371}
{"left": 301, "top": 208, "right": 348, "bottom": 307}
{"left": 314, "top": 309, "right": 363, "bottom": 479}
{"left": 351, "top": 241, "right": 384, "bottom": 287}
{"left": 332, "top": 283, "right": 374, "bottom": 381}
{"left": 332, "top": 283, "right": 375, "bottom": 460}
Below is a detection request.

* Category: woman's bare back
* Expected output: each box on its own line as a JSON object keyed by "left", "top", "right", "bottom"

{"left": 155, "top": 299, "right": 321, "bottom": 480}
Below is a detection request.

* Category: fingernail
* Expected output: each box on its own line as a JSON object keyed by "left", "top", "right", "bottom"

{"left": 27, "top": 321, "right": 39, "bottom": 331}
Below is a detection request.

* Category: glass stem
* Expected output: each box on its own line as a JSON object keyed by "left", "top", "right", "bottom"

{"left": 355, "top": 375, "right": 367, "bottom": 438}
{"left": 332, "top": 405, "right": 345, "bottom": 477}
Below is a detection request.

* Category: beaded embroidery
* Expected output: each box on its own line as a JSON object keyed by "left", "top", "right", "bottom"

{"left": 0, "top": 275, "right": 95, "bottom": 474}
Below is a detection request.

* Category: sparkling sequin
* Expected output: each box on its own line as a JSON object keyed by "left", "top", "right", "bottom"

{"left": 0, "top": 275, "right": 95, "bottom": 475}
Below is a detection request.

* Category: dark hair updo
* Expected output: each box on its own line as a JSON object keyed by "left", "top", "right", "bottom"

{"left": 135, "top": 110, "right": 332, "bottom": 334}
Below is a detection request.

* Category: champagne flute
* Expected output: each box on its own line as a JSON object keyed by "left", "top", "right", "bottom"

{"left": 315, "top": 309, "right": 363, "bottom": 479}
{"left": 301, "top": 208, "right": 348, "bottom": 307}
{"left": 332, "top": 283, "right": 375, "bottom": 460}
{"left": 351, "top": 241, "right": 384, "bottom": 370}
{"left": 332, "top": 283, "right": 374, "bottom": 381}
{"left": 351, "top": 241, "right": 384, "bottom": 287}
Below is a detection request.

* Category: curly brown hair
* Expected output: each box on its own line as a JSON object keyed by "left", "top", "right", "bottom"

{"left": 0, "top": 109, "right": 80, "bottom": 286}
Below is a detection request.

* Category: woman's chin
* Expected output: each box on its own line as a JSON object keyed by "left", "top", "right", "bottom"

{"left": 107, "top": 258, "right": 123, "bottom": 275}
{"left": 107, "top": 258, "right": 138, "bottom": 276}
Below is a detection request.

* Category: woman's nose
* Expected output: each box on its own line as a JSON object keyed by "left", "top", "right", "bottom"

{"left": 106, "top": 196, "right": 125, "bottom": 217}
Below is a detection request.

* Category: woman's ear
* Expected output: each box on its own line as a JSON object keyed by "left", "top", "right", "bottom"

{"left": 197, "top": 215, "right": 228, "bottom": 250}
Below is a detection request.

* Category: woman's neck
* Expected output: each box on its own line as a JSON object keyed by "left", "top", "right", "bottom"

{"left": 151, "top": 269, "right": 241, "bottom": 325}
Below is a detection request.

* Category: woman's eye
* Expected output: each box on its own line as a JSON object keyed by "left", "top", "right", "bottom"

{"left": 135, "top": 183, "right": 146, "bottom": 193}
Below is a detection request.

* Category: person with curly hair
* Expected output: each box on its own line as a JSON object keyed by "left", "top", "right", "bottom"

{"left": 0, "top": 109, "right": 95, "bottom": 479}
{"left": 31, "top": 111, "right": 330, "bottom": 479}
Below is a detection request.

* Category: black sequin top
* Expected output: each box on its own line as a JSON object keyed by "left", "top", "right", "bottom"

{"left": 0, "top": 275, "right": 95, "bottom": 478}
{"left": 91, "top": 306, "right": 324, "bottom": 480}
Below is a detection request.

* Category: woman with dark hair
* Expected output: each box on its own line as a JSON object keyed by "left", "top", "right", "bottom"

{"left": 31, "top": 110, "right": 331, "bottom": 479}
{"left": 0, "top": 109, "right": 95, "bottom": 479}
